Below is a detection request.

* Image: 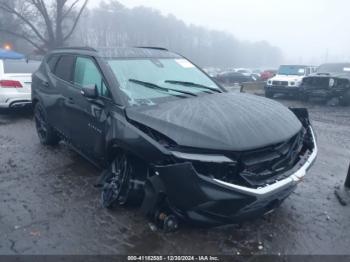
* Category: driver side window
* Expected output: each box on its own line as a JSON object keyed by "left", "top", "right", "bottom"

{"left": 74, "top": 57, "right": 110, "bottom": 97}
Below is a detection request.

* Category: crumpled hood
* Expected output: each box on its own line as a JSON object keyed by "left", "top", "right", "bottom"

{"left": 271, "top": 75, "right": 304, "bottom": 82}
{"left": 126, "top": 93, "right": 302, "bottom": 151}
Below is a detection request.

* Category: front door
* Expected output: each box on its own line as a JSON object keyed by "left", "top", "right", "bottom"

{"left": 66, "top": 56, "right": 112, "bottom": 162}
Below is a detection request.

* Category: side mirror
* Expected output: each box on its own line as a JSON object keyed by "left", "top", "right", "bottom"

{"left": 81, "top": 84, "right": 98, "bottom": 99}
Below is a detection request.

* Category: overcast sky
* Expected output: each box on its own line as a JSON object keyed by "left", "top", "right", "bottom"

{"left": 88, "top": 0, "right": 350, "bottom": 64}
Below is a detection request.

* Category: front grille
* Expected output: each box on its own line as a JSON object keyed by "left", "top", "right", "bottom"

{"left": 238, "top": 130, "right": 306, "bottom": 187}
{"left": 189, "top": 128, "right": 312, "bottom": 189}
{"left": 303, "top": 77, "right": 330, "bottom": 89}
{"left": 272, "top": 80, "right": 288, "bottom": 86}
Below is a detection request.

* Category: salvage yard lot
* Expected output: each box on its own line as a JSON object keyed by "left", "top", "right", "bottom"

{"left": 0, "top": 98, "right": 349, "bottom": 255}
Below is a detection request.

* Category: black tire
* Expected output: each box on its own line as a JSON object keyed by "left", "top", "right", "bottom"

{"left": 34, "top": 103, "right": 60, "bottom": 146}
{"left": 265, "top": 90, "right": 274, "bottom": 98}
{"left": 101, "top": 153, "right": 145, "bottom": 208}
{"left": 339, "top": 91, "right": 350, "bottom": 106}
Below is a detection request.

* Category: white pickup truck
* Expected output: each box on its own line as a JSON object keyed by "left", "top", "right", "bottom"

{"left": 265, "top": 65, "right": 317, "bottom": 98}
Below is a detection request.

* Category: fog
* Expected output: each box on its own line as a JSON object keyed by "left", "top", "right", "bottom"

{"left": 89, "top": 0, "right": 350, "bottom": 65}
{"left": 1, "top": 0, "right": 349, "bottom": 67}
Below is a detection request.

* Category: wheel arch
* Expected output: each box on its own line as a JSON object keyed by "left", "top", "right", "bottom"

{"left": 105, "top": 140, "right": 149, "bottom": 167}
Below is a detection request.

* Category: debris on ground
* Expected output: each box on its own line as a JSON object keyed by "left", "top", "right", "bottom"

{"left": 148, "top": 223, "right": 158, "bottom": 232}
{"left": 29, "top": 230, "right": 41, "bottom": 237}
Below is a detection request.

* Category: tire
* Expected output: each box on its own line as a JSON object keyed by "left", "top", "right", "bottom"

{"left": 339, "top": 90, "right": 350, "bottom": 106}
{"left": 101, "top": 152, "right": 145, "bottom": 208}
{"left": 265, "top": 90, "right": 274, "bottom": 98}
{"left": 34, "top": 103, "right": 60, "bottom": 146}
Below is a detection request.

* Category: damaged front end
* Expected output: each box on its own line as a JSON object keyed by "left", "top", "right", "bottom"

{"left": 301, "top": 75, "right": 350, "bottom": 105}
{"left": 141, "top": 108, "right": 317, "bottom": 226}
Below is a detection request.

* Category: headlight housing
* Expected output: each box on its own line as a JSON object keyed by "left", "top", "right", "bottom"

{"left": 329, "top": 78, "right": 335, "bottom": 87}
{"left": 267, "top": 80, "right": 272, "bottom": 85}
{"left": 171, "top": 151, "right": 235, "bottom": 163}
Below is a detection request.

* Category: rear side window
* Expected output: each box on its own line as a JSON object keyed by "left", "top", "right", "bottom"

{"left": 54, "top": 55, "right": 75, "bottom": 82}
{"left": 3, "top": 60, "right": 40, "bottom": 74}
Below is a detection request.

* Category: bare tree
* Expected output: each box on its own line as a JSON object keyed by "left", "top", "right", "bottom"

{"left": 0, "top": 0, "right": 88, "bottom": 52}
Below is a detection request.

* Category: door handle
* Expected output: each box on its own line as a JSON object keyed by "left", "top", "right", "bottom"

{"left": 68, "top": 97, "right": 75, "bottom": 104}
{"left": 42, "top": 81, "right": 49, "bottom": 87}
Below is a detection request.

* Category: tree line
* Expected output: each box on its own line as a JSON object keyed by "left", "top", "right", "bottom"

{"left": 0, "top": 0, "right": 283, "bottom": 68}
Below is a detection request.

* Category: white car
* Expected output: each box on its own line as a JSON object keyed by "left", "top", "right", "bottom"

{"left": 0, "top": 59, "right": 40, "bottom": 108}
{"left": 265, "top": 65, "right": 317, "bottom": 98}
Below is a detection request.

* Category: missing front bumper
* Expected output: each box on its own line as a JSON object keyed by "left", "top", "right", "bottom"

{"left": 142, "top": 126, "right": 317, "bottom": 226}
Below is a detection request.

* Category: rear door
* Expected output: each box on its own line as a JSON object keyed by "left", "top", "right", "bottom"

{"left": 49, "top": 55, "right": 76, "bottom": 139}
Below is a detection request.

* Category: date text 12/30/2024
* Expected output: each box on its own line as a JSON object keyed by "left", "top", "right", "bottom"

{"left": 127, "top": 256, "right": 220, "bottom": 261}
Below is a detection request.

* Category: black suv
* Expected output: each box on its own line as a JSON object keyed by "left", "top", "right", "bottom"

{"left": 32, "top": 47, "right": 317, "bottom": 227}
{"left": 300, "top": 63, "right": 350, "bottom": 106}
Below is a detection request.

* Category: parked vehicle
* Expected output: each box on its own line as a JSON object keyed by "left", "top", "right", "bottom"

{"left": 300, "top": 63, "right": 350, "bottom": 106}
{"left": 260, "top": 69, "right": 277, "bottom": 81}
{"left": 265, "top": 65, "right": 317, "bottom": 98}
{"left": 236, "top": 68, "right": 253, "bottom": 76}
{"left": 32, "top": 47, "right": 317, "bottom": 227}
{"left": 202, "top": 67, "right": 222, "bottom": 78}
{"left": 214, "top": 71, "right": 256, "bottom": 85}
{"left": 252, "top": 69, "right": 262, "bottom": 80}
{"left": 0, "top": 50, "right": 40, "bottom": 108}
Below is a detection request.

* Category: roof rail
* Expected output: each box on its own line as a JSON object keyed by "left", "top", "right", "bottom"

{"left": 53, "top": 46, "right": 97, "bottom": 52}
{"left": 135, "top": 46, "right": 168, "bottom": 51}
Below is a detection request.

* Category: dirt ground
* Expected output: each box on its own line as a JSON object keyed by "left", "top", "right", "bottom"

{"left": 0, "top": 97, "right": 349, "bottom": 255}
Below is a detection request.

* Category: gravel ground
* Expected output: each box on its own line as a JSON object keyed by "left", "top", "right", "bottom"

{"left": 0, "top": 97, "right": 349, "bottom": 255}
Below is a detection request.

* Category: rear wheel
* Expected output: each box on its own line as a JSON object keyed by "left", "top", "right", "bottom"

{"left": 34, "top": 103, "right": 60, "bottom": 146}
{"left": 339, "top": 90, "right": 350, "bottom": 106}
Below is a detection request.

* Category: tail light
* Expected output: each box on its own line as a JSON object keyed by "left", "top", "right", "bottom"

{"left": 0, "top": 80, "right": 23, "bottom": 88}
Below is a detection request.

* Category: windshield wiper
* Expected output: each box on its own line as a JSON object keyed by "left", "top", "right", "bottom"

{"left": 129, "top": 79, "right": 197, "bottom": 97}
{"left": 165, "top": 80, "right": 222, "bottom": 93}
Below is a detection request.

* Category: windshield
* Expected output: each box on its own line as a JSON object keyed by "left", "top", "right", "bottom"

{"left": 3, "top": 59, "right": 40, "bottom": 74}
{"left": 107, "top": 58, "right": 221, "bottom": 106}
{"left": 278, "top": 65, "right": 306, "bottom": 76}
{"left": 317, "top": 63, "right": 350, "bottom": 74}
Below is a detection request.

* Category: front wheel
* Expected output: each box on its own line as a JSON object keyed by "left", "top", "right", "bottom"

{"left": 34, "top": 103, "right": 60, "bottom": 146}
{"left": 101, "top": 153, "right": 145, "bottom": 208}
